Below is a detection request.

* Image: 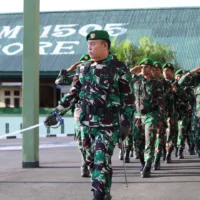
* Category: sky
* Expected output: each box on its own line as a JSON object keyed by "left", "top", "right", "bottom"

{"left": 0, "top": 0, "right": 200, "bottom": 13}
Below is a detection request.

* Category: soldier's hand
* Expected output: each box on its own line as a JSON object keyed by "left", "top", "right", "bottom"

{"left": 44, "top": 114, "right": 58, "bottom": 127}
{"left": 130, "top": 65, "right": 142, "bottom": 75}
{"left": 190, "top": 66, "right": 200, "bottom": 74}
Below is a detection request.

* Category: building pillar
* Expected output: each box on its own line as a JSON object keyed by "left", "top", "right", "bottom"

{"left": 22, "top": 0, "right": 40, "bottom": 168}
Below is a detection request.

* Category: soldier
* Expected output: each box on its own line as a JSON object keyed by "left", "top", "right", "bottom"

{"left": 175, "top": 70, "right": 196, "bottom": 155}
{"left": 152, "top": 61, "right": 174, "bottom": 169}
{"left": 118, "top": 133, "right": 133, "bottom": 163}
{"left": 55, "top": 54, "right": 91, "bottom": 177}
{"left": 44, "top": 30, "right": 134, "bottom": 200}
{"left": 174, "top": 69, "right": 190, "bottom": 159}
{"left": 162, "top": 63, "right": 177, "bottom": 163}
{"left": 178, "top": 66, "right": 200, "bottom": 157}
{"left": 131, "top": 58, "right": 164, "bottom": 177}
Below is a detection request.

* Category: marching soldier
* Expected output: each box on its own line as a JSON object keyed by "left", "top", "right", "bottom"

{"left": 178, "top": 66, "right": 200, "bottom": 157}
{"left": 44, "top": 30, "right": 134, "bottom": 200}
{"left": 162, "top": 63, "right": 177, "bottom": 163}
{"left": 131, "top": 58, "right": 164, "bottom": 177}
{"left": 152, "top": 61, "right": 174, "bottom": 169}
{"left": 55, "top": 54, "right": 91, "bottom": 177}
{"left": 174, "top": 69, "right": 190, "bottom": 159}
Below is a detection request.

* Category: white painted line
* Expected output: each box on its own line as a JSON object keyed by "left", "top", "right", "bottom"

{"left": 0, "top": 142, "right": 77, "bottom": 151}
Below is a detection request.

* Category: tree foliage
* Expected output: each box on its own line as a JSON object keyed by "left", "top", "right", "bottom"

{"left": 110, "top": 36, "right": 180, "bottom": 70}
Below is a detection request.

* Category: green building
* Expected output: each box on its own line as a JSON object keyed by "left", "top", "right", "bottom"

{"left": 0, "top": 7, "right": 200, "bottom": 108}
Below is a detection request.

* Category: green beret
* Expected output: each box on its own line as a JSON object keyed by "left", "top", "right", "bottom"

{"left": 86, "top": 30, "right": 110, "bottom": 41}
{"left": 79, "top": 54, "right": 90, "bottom": 62}
{"left": 174, "top": 69, "right": 185, "bottom": 76}
{"left": 162, "top": 63, "right": 174, "bottom": 70}
{"left": 139, "top": 58, "right": 153, "bottom": 66}
{"left": 153, "top": 61, "right": 162, "bottom": 69}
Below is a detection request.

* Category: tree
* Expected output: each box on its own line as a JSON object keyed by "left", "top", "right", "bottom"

{"left": 110, "top": 37, "right": 138, "bottom": 67}
{"left": 111, "top": 36, "right": 180, "bottom": 70}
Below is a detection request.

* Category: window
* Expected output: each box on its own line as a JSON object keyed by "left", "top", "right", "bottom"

{"left": 4, "top": 91, "right": 10, "bottom": 96}
{"left": 5, "top": 98, "right": 10, "bottom": 108}
{"left": 14, "top": 91, "right": 20, "bottom": 96}
{"left": 14, "top": 98, "right": 20, "bottom": 108}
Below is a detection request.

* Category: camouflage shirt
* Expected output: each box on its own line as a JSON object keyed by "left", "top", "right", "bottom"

{"left": 172, "top": 80, "right": 190, "bottom": 118}
{"left": 59, "top": 54, "right": 134, "bottom": 127}
{"left": 184, "top": 86, "right": 195, "bottom": 116}
{"left": 161, "top": 79, "right": 174, "bottom": 119}
{"left": 131, "top": 75, "right": 164, "bottom": 122}
{"left": 179, "top": 71, "right": 200, "bottom": 116}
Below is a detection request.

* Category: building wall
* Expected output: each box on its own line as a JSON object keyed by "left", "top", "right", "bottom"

{"left": 0, "top": 84, "right": 59, "bottom": 108}
{"left": 0, "top": 86, "right": 22, "bottom": 108}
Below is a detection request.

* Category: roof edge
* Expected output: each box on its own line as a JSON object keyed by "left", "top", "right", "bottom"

{"left": 1, "top": 6, "right": 200, "bottom": 15}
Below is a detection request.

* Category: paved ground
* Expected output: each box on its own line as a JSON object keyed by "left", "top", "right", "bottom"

{"left": 0, "top": 137, "right": 200, "bottom": 200}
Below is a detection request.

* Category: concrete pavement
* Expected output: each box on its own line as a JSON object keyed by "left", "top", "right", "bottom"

{"left": 0, "top": 137, "right": 200, "bottom": 200}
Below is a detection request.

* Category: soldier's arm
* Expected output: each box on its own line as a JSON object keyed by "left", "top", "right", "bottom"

{"left": 119, "top": 64, "right": 134, "bottom": 127}
{"left": 56, "top": 69, "right": 81, "bottom": 115}
{"left": 130, "top": 65, "right": 142, "bottom": 75}
{"left": 66, "top": 61, "right": 82, "bottom": 72}
{"left": 179, "top": 66, "right": 200, "bottom": 87}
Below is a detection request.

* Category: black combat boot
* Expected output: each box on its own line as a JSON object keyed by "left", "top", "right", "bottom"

{"left": 119, "top": 149, "right": 123, "bottom": 160}
{"left": 178, "top": 147, "right": 184, "bottom": 159}
{"left": 153, "top": 157, "right": 160, "bottom": 170}
{"left": 141, "top": 160, "right": 151, "bottom": 178}
{"left": 189, "top": 144, "right": 196, "bottom": 155}
{"left": 174, "top": 147, "right": 178, "bottom": 157}
{"left": 165, "top": 150, "right": 172, "bottom": 163}
{"left": 93, "top": 191, "right": 112, "bottom": 200}
{"left": 125, "top": 150, "right": 130, "bottom": 163}
{"left": 81, "top": 164, "right": 90, "bottom": 177}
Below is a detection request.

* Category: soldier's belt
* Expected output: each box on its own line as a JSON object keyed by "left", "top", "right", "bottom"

{"left": 81, "top": 105, "right": 119, "bottom": 115}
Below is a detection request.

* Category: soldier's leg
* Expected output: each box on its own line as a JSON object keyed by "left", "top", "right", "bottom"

{"left": 177, "top": 117, "right": 189, "bottom": 159}
{"left": 142, "top": 121, "right": 156, "bottom": 178}
{"left": 74, "top": 123, "right": 90, "bottom": 177}
{"left": 185, "top": 119, "right": 192, "bottom": 154}
{"left": 189, "top": 122, "right": 196, "bottom": 155}
{"left": 153, "top": 122, "right": 163, "bottom": 170}
{"left": 132, "top": 118, "right": 145, "bottom": 173}
{"left": 166, "top": 117, "right": 177, "bottom": 163}
{"left": 123, "top": 134, "right": 133, "bottom": 163}
{"left": 193, "top": 115, "right": 200, "bottom": 157}
{"left": 132, "top": 135, "right": 139, "bottom": 159}
{"left": 162, "top": 123, "right": 167, "bottom": 161}
{"left": 85, "top": 127, "right": 118, "bottom": 199}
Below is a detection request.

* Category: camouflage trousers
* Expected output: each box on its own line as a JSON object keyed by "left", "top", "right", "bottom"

{"left": 165, "top": 117, "right": 178, "bottom": 153}
{"left": 80, "top": 125, "right": 119, "bottom": 194}
{"left": 191, "top": 114, "right": 200, "bottom": 156}
{"left": 154, "top": 122, "right": 164, "bottom": 159}
{"left": 177, "top": 116, "right": 190, "bottom": 148}
{"left": 74, "top": 122, "right": 87, "bottom": 164}
{"left": 121, "top": 134, "right": 133, "bottom": 151}
{"left": 132, "top": 116, "right": 157, "bottom": 162}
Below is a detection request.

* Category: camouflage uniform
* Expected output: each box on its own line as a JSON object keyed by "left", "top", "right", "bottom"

{"left": 118, "top": 133, "right": 133, "bottom": 163}
{"left": 55, "top": 54, "right": 91, "bottom": 177}
{"left": 183, "top": 86, "right": 195, "bottom": 154}
{"left": 178, "top": 71, "right": 200, "bottom": 156}
{"left": 173, "top": 81, "right": 190, "bottom": 158}
{"left": 155, "top": 79, "right": 174, "bottom": 164}
{"left": 59, "top": 54, "right": 133, "bottom": 195}
{"left": 131, "top": 74, "right": 164, "bottom": 174}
